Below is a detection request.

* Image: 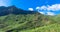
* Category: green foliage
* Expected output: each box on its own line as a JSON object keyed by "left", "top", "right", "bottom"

{"left": 0, "top": 13, "right": 60, "bottom": 32}
{"left": 20, "top": 23, "right": 60, "bottom": 32}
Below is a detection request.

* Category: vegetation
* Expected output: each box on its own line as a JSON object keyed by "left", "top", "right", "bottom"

{"left": 0, "top": 6, "right": 60, "bottom": 32}
{"left": 20, "top": 23, "right": 60, "bottom": 32}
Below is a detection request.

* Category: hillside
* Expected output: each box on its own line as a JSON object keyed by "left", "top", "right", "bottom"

{"left": 0, "top": 6, "right": 60, "bottom": 32}
{"left": 20, "top": 23, "right": 60, "bottom": 32}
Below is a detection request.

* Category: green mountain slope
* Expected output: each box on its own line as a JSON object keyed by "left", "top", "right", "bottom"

{"left": 20, "top": 23, "right": 60, "bottom": 32}
{"left": 0, "top": 6, "right": 60, "bottom": 32}
{"left": 0, "top": 13, "right": 60, "bottom": 32}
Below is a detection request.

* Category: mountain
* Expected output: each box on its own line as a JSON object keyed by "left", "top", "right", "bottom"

{"left": 0, "top": 6, "right": 36, "bottom": 16}
{"left": 0, "top": 6, "right": 60, "bottom": 32}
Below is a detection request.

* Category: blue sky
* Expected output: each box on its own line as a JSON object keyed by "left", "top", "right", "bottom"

{"left": 0, "top": 0, "right": 60, "bottom": 15}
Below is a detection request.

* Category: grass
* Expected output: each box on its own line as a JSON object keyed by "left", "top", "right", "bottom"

{"left": 0, "top": 14, "right": 60, "bottom": 32}
{"left": 0, "top": 21, "right": 28, "bottom": 32}
{"left": 20, "top": 23, "right": 60, "bottom": 32}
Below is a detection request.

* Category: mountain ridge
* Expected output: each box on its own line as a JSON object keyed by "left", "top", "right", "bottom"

{"left": 0, "top": 6, "right": 60, "bottom": 32}
{"left": 0, "top": 6, "right": 37, "bottom": 16}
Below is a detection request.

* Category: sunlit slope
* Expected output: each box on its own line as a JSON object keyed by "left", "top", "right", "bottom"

{"left": 0, "top": 13, "right": 60, "bottom": 32}
{"left": 0, "top": 13, "right": 54, "bottom": 32}
{"left": 20, "top": 23, "right": 60, "bottom": 32}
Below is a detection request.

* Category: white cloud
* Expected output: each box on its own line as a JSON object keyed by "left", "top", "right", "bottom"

{"left": 28, "top": 8, "right": 33, "bottom": 11}
{"left": 39, "top": 12, "right": 45, "bottom": 14}
{"left": 0, "top": 0, "right": 10, "bottom": 6}
{"left": 36, "top": 7, "right": 40, "bottom": 10}
{"left": 0, "top": 0, "right": 6, "bottom": 6}
{"left": 28, "top": 4, "right": 60, "bottom": 15}
{"left": 47, "top": 12, "right": 55, "bottom": 16}
{"left": 36, "top": 4, "right": 60, "bottom": 11}
{"left": 40, "top": 6, "right": 47, "bottom": 10}
{"left": 47, "top": 4, "right": 60, "bottom": 11}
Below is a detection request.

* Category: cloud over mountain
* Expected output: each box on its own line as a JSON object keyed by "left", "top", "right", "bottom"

{"left": 35, "top": 4, "right": 60, "bottom": 15}
{"left": 28, "top": 8, "right": 34, "bottom": 11}
{"left": 36, "top": 4, "right": 60, "bottom": 11}
{"left": 47, "top": 12, "right": 55, "bottom": 16}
